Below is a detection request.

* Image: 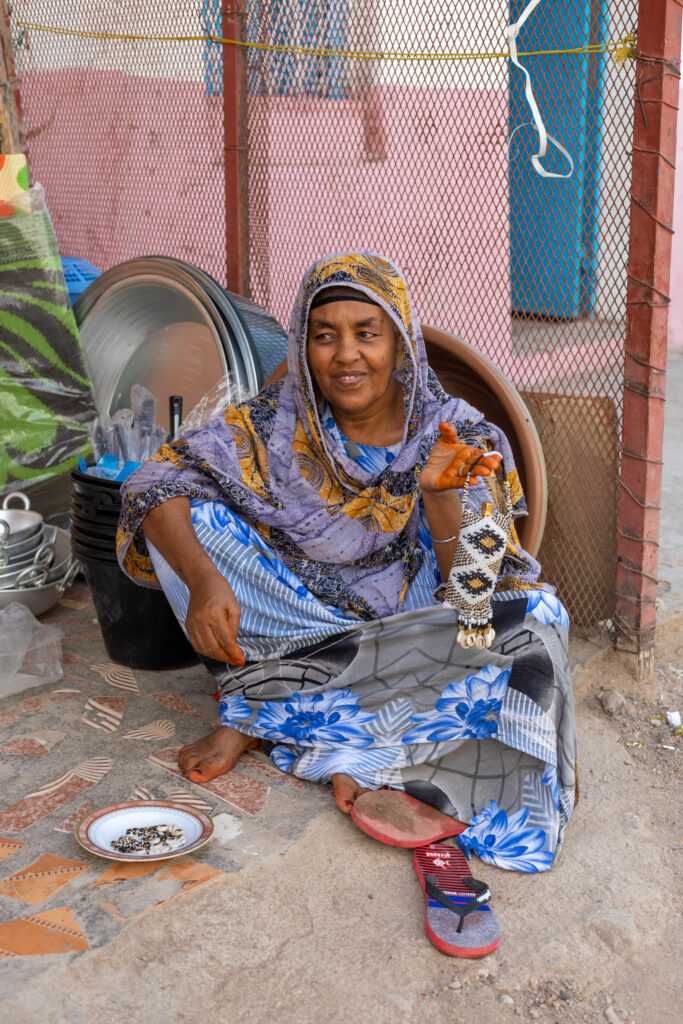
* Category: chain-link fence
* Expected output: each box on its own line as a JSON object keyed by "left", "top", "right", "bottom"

{"left": 10, "top": 1, "right": 639, "bottom": 627}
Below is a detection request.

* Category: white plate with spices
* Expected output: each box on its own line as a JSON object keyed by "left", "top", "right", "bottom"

{"left": 75, "top": 800, "right": 214, "bottom": 862}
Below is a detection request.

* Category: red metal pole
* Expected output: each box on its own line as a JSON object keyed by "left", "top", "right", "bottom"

{"left": 615, "top": 0, "right": 682, "bottom": 681}
{"left": 222, "top": 2, "right": 249, "bottom": 295}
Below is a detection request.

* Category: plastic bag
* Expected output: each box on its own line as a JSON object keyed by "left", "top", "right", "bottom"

{"left": 0, "top": 181, "right": 47, "bottom": 217}
{"left": 180, "top": 373, "right": 251, "bottom": 433}
{"left": 0, "top": 602, "right": 63, "bottom": 697}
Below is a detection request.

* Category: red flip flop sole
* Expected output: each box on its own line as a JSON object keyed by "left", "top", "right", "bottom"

{"left": 351, "top": 789, "right": 467, "bottom": 848}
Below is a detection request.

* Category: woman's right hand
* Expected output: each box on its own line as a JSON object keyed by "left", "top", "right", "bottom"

{"left": 419, "top": 422, "right": 501, "bottom": 492}
{"left": 185, "top": 568, "right": 245, "bottom": 666}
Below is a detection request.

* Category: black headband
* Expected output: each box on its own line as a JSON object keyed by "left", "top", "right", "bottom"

{"left": 309, "top": 285, "right": 381, "bottom": 311}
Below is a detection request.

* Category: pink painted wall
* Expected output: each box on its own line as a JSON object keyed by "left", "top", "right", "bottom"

{"left": 21, "top": 70, "right": 511, "bottom": 366}
{"left": 255, "top": 86, "right": 511, "bottom": 365}
{"left": 669, "top": 77, "right": 683, "bottom": 350}
{"left": 22, "top": 70, "right": 227, "bottom": 282}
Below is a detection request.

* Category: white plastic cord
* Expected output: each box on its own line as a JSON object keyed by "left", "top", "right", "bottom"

{"left": 507, "top": 0, "right": 574, "bottom": 179}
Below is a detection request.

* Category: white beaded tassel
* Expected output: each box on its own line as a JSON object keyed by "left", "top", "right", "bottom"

{"left": 443, "top": 470, "right": 513, "bottom": 649}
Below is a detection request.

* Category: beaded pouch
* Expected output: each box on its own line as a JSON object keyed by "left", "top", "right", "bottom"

{"left": 443, "top": 465, "right": 512, "bottom": 649}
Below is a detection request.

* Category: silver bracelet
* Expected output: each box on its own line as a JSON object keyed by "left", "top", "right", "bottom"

{"left": 431, "top": 534, "right": 458, "bottom": 545}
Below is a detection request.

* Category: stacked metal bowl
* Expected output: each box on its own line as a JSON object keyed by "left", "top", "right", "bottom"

{"left": 0, "top": 493, "right": 78, "bottom": 614}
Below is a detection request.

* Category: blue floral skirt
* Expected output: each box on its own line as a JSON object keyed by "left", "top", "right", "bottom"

{"left": 150, "top": 501, "right": 576, "bottom": 874}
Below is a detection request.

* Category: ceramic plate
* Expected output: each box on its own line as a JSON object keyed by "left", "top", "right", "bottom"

{"left": 75, "top": 801, "right": 214, "bottom": 862}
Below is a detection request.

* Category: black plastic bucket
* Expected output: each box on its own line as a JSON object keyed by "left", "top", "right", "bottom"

{"left": 71, "top": 538, "right": 119, "bottom": 564}
{"left": 71, "top": 468, "right": 122, "bottom": 510}
{"left": 71, "top": 525, "right": 117, "bottom": 551}
{"left": 70, "top": 468, "right": 197, "bottom": 669}
{"left": 82, "top": 562, "right": 198, "bottom": 670}
{"left": 70, "top": 517, "right": 118, "bottom": 541}
{"left": 71, "top": 498, "right": 120, "bottom": 522}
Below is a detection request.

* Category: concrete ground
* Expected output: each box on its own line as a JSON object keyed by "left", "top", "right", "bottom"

{"left": 0, "top": 353, "right": 681, "bottom": 1024}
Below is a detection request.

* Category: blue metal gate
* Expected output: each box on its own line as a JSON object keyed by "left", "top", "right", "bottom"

{"left": 509, "top": 0, "right": 608, "bottom": 318}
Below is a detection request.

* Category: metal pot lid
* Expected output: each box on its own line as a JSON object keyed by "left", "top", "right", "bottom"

{"left": 74, "top": 259, "right": 258, "bottom": 432}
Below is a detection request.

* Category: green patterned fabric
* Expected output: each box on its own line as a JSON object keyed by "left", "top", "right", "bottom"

{"left": 0, "top": 211, "right": 96, "bottom": 520}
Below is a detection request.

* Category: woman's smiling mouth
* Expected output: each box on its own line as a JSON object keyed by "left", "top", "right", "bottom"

{"left": 333, "top": 372, "right": 367, "bottom": 386}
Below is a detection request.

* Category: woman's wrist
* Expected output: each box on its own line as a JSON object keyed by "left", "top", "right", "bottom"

{"left": 180, "top": 555, "right": 223, "bottom": 591}
{"left": 420, "top": 484, "right": 461, "bottom": 503}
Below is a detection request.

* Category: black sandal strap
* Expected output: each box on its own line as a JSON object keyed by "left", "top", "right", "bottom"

{"left": 424, "top": 875, "right": 491, "bottom": 934}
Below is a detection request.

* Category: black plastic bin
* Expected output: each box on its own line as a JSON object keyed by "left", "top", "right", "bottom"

{"left": 82, "top": 562, "right": 198, "bottom": 670}
{"left": 70, "top": 469, "right": 198, "bottom": 670}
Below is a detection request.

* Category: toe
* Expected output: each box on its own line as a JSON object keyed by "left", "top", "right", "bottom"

{"left": 186, "top": 755, "right": 226, "bottom": 784}
{"left": 332, "top": 773, "right": 360, "bottom": 814}
{"left": 178, "top": 744, "right": 200, "bottom": 772}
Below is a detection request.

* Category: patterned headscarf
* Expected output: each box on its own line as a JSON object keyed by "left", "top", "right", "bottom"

{"left": 118, "top": 251, "right": 535, "bottom": 618}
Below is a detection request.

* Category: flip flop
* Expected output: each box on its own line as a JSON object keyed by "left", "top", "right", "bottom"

{"left": 413, "top": 842, "right": 501, "bottom": 958}
{"left": 350, "top": 789, "right": 467, "bottom": 848}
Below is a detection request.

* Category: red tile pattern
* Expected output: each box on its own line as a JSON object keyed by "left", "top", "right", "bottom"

{"left": 0, "top": 907, "right": 89, "bottom": 957}
{"left": 150, "top": 692, "right": 202, "bottom": 718}
{"left": 81, "top": 695, "right": 127, "bottom": 732}
{"left": 0, "top": 759, "right": 113, "bottom": 833}
{"left": 148, "top": 748, "right": 269, "bottom": 816}
{"left": 53, "top": 801, "right": 94, "bottom": 834}
{"left": 91, "top": 664, "right": 140, "bottom": 693}
{"left": 0, "top": 838, "right": 25, "bottom": 862}
{"left": 1, "top": 738, "right": 49, "bottom": 756}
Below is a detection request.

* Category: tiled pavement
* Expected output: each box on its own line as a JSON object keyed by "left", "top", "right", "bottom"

{"left": 0, "top": 582, "right": 329, "bottom": 991}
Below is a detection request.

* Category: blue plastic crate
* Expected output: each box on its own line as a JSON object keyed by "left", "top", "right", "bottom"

{"left": 61, "top": 257, "right": 100, "bottom": 305}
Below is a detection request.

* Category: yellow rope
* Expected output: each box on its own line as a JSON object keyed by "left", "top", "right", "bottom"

{"left": 16, "top": 21, "right": 637, "bottom": 64}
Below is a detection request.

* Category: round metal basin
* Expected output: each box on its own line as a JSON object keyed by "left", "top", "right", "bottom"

{"left": 75, "top": 259, "right": 254, "bottom": 432}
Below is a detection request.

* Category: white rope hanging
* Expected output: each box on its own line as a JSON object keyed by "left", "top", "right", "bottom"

{"left": 507, "top": 0, "right": 574, "bottom": 179}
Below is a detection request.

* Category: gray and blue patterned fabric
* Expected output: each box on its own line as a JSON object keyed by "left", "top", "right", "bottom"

{"left": 151, "top": 498, "right": 576, "bottom": 874}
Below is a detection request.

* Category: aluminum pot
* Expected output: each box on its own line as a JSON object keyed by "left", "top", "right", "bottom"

{"left": 0, "top": 528, "right": 65, "bottom": 588}
{"left": 0, "top": 559, "right": 80, "bottom": 616}
{"left": 0, "top": 525, "right": 45, "bottom": 561}
{"left": 0, "top": 535, "right": 44, "bottom": 568}
{"left": 0, "top": 492, "right": 44, "bottom": 547}
{"left": 0, "top": 525, "right": 56, "bottom": 569}
{"left": 0, "top": 544, "right": 57, "bottom": 589}
{"left": 46, "top": 552, "right": 73, "bottom": 584}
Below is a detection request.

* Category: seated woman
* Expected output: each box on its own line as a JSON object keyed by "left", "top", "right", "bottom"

{"left": 117, "top": 251, "right": 575, "bottom": 874}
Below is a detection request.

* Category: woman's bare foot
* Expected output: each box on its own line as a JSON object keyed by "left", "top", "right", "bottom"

{"left": 178, "top": 726, "right": 259, "bottom": 783}
{"left": 331, "top": 772, "right": 372, "bottom": 814}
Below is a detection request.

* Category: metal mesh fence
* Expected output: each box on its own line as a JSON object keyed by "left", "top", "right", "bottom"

{"left": 11, "top": 2, "right": 228, "bottom": 279}
{"left": 10, "top": 1, "right": 639, "bottom": 627}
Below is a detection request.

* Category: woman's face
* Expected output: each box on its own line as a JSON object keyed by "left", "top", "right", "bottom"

{"left": 307, "top": 300, "right": 401, "bottom": 419}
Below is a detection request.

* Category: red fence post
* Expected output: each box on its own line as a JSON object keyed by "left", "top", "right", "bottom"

{"left": 222, "top": 2, "right": 249, "bottom": 295}
{"left": 615, "top": 0, "right": 682, "bottom": 681}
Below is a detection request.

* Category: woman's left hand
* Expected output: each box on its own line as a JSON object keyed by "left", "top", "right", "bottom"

{"left": 419, "top": 422, "right": 502, "bottom": 493}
